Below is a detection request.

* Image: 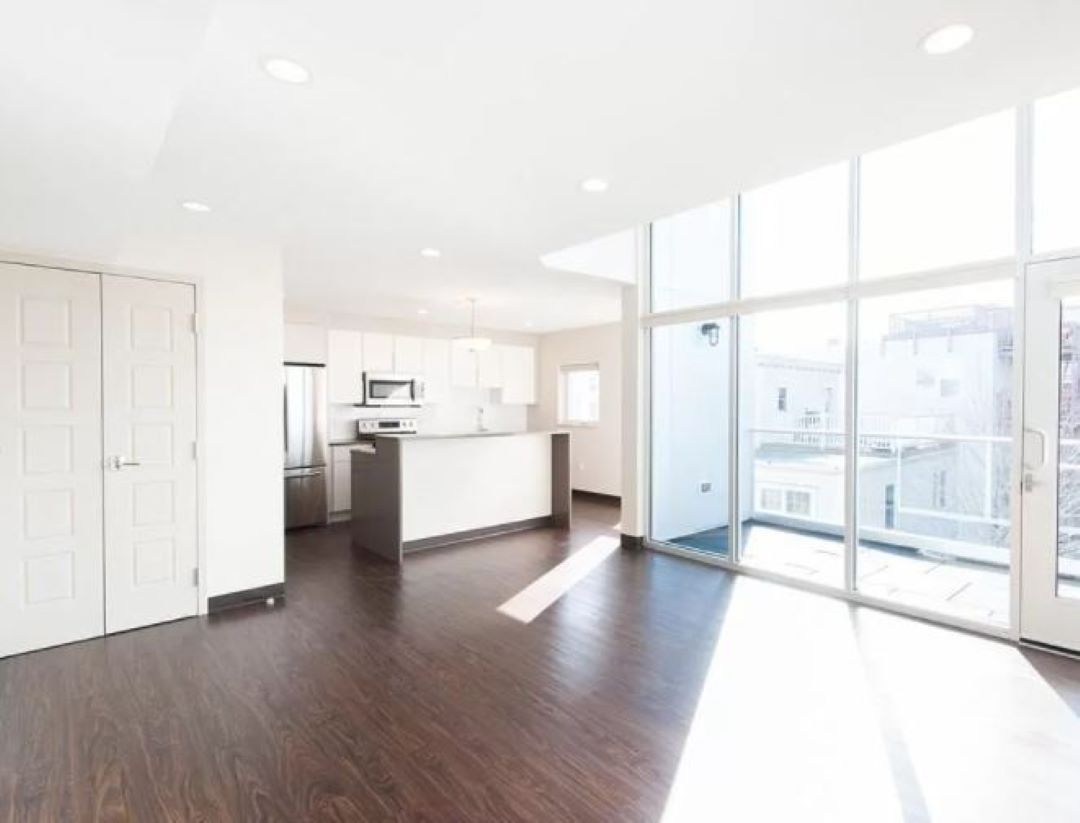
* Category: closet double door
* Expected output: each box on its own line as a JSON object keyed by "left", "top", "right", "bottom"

{"left": 0, "top": 264, "right": 199, "bottom": 658}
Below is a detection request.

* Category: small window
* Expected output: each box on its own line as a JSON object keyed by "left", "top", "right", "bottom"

{"left": 785, "top": 490, "right": 812, "bottom": 516}
{"left": 760, "top": 488, "right": 783, "bottom": 512}
{"left": 560, "top": 364, "right": 600, "bottom": 425}
{"left": 777, "top": 387, "right": 788, "bottom": 412}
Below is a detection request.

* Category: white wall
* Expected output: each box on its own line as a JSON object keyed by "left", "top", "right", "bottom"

{"left": 285, "top": 306, "right": 539, "bottom": 439}
{"left": 531, "top": 323, "right": 622, "bottom": 497}
{"left": 201, "top": 265, "right": 286, "bottom": 597}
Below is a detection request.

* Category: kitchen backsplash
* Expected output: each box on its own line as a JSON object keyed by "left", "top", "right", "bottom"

{"left": 329, "top": 386, "right": 529, "bottom": 441}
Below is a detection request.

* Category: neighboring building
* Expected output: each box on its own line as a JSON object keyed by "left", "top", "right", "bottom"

{"left": 748, "top": 304, "right": 1016, "bottom": 563}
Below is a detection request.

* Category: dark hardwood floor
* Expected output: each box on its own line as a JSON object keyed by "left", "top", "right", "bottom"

{"left": 2, "top": 496, "right": 1080, "bottom": 821}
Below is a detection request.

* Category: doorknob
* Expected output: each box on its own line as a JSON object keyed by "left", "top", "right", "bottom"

{"left": 1023, "top": 472, "right": 1036, "bottom": 493}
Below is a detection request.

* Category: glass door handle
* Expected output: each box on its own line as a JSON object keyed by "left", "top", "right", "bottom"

{"left": 1023, "top": 472, "right": 1037, "bottom": 493}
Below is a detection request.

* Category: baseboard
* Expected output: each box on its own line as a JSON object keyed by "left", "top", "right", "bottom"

{"left": 208, "top": 582, "right": 286, "bottom": 613}
{"left": 573, "top": 489, "right": 621, "bottom": 505}
{"left": 403, "top": 516, "right": 554, "bottom": 553}
{"left": 620, "top": 533, "right": 644, "bottom": 550}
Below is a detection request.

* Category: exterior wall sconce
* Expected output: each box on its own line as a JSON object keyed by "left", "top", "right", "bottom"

{"left": 700, "top": 322, "right": 721, "bottom": 347}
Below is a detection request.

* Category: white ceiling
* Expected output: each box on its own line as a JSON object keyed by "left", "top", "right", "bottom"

{"left": 3, "top": 1, "right": 1080, "bottom": 332}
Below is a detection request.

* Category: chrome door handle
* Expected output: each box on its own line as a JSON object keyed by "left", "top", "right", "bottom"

{"left": 107, "top": 456, "right": 142, "bottom": 470}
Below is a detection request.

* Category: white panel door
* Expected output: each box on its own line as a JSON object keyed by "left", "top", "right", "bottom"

{"left": 102, "top": 275, "right": 198, "bottom": 634}
{"left": 0, "top": 264, "right": 104, "bottom": 657}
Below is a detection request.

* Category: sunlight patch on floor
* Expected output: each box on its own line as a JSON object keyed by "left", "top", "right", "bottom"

{"left": 661, "top": 577, "right": 905, "bottom": 823}
{"left": 497, "top": 535, "right": 620, "bottom": 623}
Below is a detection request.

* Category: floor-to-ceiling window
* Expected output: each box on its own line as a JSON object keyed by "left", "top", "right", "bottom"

{"left": 644, "top": 89, "right": 1080, "bottom": 634}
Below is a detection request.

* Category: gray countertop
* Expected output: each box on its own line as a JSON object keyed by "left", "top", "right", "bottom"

{"left": 372, "top": 430, "right": 566, "bottom": 442}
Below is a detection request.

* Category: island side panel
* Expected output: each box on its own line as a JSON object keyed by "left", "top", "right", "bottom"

{"left": 399, "top": 433, "right": 553, "bottom": 544}
{"left": 351, "top": 440, "right": 403, "bottom": 564}
{"left": 551, "top": 432, "right": 571, "bottom": 529}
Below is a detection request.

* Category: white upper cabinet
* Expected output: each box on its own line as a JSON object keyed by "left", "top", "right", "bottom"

{"left": 393, "top": 335, "right": 425, "bottom": 374}
{"left": 500, "top": 345, "right": 537, "bottom": 405}
{"left": 284, "top": 322, "right": 327, "bottom": 364}
{"left": 477, "top": 346, "right": 503, "bottom": 389}
{"left": 451, "top": 345, "right": 478, "bottom": 388}
{"left": 361, "top": 332, "right": 395, "bottom": 373}
{"left": 422, "top": 338, "right": 452, "bottom": 402}
{"left": 325, "top": 326, "right": 535, "bottom": 406}
{"left": 327, "top": 330, "right": 364, "bottom": 403}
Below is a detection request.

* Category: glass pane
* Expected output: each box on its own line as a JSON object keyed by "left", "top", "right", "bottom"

{"left": 651, "top": 200, "right": 732, "bottom": 311}
{"left": 1058, "top": 298, "right": 1080, "bottom": 600}
{"left": 1034, "top": 87, "right": 1080, "bottom": 255}
{"left": 859, "top": 110, "right": 1015, "bottom": 279}
{"left": 563, "top": 368, "right": 600, "bottom": 423}
{"left": 856, "top": 281, "right": 1014, "bottom": 625}
{"left": 651, "top": 320, "right": 731, "bottom": 556}
{"left": 739, "top": 163, "right": 849, "bottom": 297}
{"left": 738, "top": 303, "right": 847, "bottom": 586}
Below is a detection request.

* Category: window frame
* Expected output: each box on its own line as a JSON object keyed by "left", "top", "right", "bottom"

{"left": 640, "top": 101, "right": 1041, "bottom": 641}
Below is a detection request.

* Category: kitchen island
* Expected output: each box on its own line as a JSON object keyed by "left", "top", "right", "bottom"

{"left": 350, "top": 431, "right": 571, "bottom": 563}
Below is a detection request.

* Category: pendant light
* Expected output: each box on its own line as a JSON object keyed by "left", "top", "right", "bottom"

{"left": 454, "top": 298, "right": 492, "bottom": 352}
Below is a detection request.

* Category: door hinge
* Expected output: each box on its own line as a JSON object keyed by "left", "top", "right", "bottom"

{"left": 192, "top": 567, "right": 200, "bottom": 586}
{"left": 190, "top": 313, "right": 199, "bottom": 335}
{"left": 191, "top": 441, "right": 198, "bottom": 460}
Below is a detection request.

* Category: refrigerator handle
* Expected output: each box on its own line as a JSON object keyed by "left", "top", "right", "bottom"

{"left": 283, "top": 374, "right": 289, "bottom": 455}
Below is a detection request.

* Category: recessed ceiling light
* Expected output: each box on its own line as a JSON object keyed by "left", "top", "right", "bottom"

{"left": 524, "top": 321, "right": 535, "bottom": 328}
{"left": 262, "top": 56, "right": 311, "bottom": 84}
{"left": 580, "top": 177, "right": 609, "bottom": 194}
{"left": 180, "top": 200, "right": 211, "bottom": 213}
{"left": 420, "top": 248, "right": 441, "bottom": 259}
{"left": 922, "top": 23, "right": 975, "bottom": 55}
{"left": 417, "top": 308, "right": 429, "bottom": 316}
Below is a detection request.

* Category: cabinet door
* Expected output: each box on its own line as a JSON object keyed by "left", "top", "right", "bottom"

{"left": 501, "top": 345, "right": 537, "bottom": 405}
{"left": 331, "top": 447, "right": 352, "bottom": 513}
{"left": 422, "top": 338, "right": 452, "bottom": 402}
{"left": 394, "top": 335, "right": 425, "bottom": 374}
{"left": 327, "top": 330, "right": 364, "bottom": 403}
{"left": 451, "top": 346, "right": 478, "bottom": 388}
{"left": 332, "top": 461, "right": 352, "bottom": 512}
{"left": 362, "top": 332, "right": 395, "bottom": 373}
{"left": 477, "top": 347, "right": 503, "bottom": 389}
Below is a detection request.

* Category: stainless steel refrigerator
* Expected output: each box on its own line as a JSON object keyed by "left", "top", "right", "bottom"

{"left": 284, "top": 363, "right": 328, "bottom": 529}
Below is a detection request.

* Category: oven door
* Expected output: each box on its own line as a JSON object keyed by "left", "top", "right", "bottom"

{"left": 364, "top": 374, "right": 421, "bottom": 406}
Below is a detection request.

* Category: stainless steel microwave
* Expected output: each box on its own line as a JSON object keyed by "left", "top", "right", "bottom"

{"left": 362, "top": 372, "right": 425, "bottom": 407}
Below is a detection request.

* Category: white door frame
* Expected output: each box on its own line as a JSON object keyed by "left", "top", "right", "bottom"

{"left": 0, "top": 249, "right": 209, "bottom": 617}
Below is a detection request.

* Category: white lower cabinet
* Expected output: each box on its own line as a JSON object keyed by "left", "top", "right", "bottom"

{"left": 331, "top": 447, "right": 353, "bottom": 513}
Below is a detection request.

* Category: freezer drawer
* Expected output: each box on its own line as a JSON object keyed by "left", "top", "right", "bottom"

{"left": 284, "top": 467, "right": 328, "bottom": 529}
